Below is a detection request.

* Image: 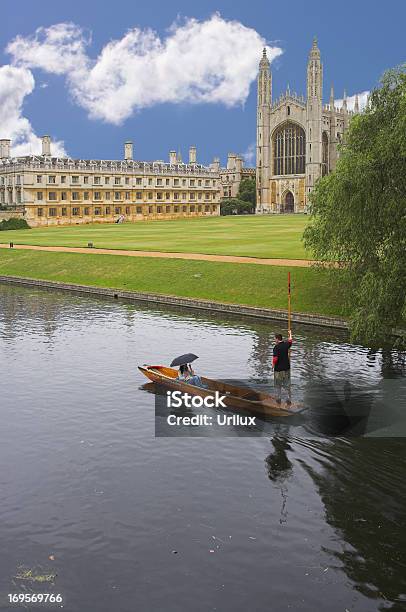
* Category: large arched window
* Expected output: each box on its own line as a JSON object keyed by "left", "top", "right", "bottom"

{"left": 273, "top": 122, "right": 306, "bottom": 176}
{"left": 322, "top": 132, "right": 329, "bottom": 176}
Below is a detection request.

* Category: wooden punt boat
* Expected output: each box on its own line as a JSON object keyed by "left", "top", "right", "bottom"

{"left": 138, "top": 365, "right": 305, "bottom": 418}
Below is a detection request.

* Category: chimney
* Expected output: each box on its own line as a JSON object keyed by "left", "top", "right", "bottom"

{"left": 42, "top": 135, "right": 51, "bottom": 156}
{"left": 124, "top": 141, "right": 133, "bottom": 160}
{"left": 227, "top": 153, "right": 236, "bottom": 170}
{"left": 169, "top": 150, "right": 177, "bottom": 164}
{"left": 189, "top": 145, "right": 197, "bottom": 164}
{"left": 0, "top": 139, "right": 11, "bottom": 159}
{"left": 235, "top": 156, "right": 243, "bottom": 172}
{"left": 210, "top": 157, "right": 220, "bottom": 172}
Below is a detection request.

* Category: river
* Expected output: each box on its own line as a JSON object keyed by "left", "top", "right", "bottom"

{"left": 0, "top": 284, "right": 405, "bottom": 612}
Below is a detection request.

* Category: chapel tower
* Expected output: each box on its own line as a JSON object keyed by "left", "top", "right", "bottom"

{"left": 256, "top": 48, "right": 272, "bottom": 209}
{"left": 306, "top": 38, "right": 323, "bottom": 195}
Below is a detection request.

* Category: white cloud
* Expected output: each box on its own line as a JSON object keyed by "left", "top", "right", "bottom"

{"left": 8, "top": 22, "right": 90, "bottom": 75}
{"left": 335, "top": 90, "right": 370, "bottom": 111}
{"left": 0, "top": 64, "right": 66, "bottom": 156}
{"left": 243, "top": 142, "right": 256, "bottom": 166}
{"left": 7, "top": 16, "right": 282, "bottom": 125}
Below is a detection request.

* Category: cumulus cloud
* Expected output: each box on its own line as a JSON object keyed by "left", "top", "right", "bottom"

{"left": 7, "top": 16, "right": 282, "bottom": 125}
{"left": 243, "top": 142, "right": 256, "bottom": 166}
{"left": 335, "top": 90, "right": 370, "bottom": 111}
{"left": 0, "top": 64, "right": 65, "bottom": 156}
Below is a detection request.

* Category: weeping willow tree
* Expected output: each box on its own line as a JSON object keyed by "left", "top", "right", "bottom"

{"left": 304, "top": 67, "right": 406, "bottom": 348}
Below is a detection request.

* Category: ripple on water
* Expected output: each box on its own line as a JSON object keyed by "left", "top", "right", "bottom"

{"left": 0, "top": 284, "right": 405, "bottom": 612}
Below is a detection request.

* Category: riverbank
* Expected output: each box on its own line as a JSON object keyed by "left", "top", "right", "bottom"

{"left": 0, "top": 249, "right": 347, "bottom": 321}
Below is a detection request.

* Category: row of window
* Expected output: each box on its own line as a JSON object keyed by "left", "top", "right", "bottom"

{"left": 37, "top": 204, "right": 218, "bottom": 217}
{"left": 34, "top": 175, "right": 216, "bottom": 187}
{"left": 36, "top": 191, "right": 216, "bottom": 202}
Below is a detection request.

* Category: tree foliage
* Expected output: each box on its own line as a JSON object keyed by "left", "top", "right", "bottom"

{"left": 220, "top": 177, "right": 256, "bottom": 215}
{"left": 303, "top": 67, "right": 406, "bottom": 348}
{"left": 220, "top": 198, "right": 253, "bottom": 216}
{"left": 0, "top": 218, "right": 30, "bottom": 231}
{"left": 238, "top": 177, "right": 256, "bottom": 206}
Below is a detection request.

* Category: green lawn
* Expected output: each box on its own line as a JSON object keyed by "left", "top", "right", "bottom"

{"left": 0, "top": 215, "right": 311, "bottom": 259}
{"left": 0, "top": 250, "right": 345, "bottom": 317}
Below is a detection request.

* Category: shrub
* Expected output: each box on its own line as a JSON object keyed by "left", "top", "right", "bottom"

{"left": 220, "top": 198, "right": 255, "bottom": 216}
{"left": 0, "top": 218, "right": 30, "bottom": 231}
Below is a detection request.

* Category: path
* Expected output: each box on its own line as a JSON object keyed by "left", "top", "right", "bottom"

{"left": 0, "top": 243, "right": 314, "bottom": 267}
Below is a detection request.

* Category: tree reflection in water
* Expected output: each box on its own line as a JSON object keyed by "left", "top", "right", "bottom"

{"left": 289, "top": 437, "right": 406, "bottom": 608}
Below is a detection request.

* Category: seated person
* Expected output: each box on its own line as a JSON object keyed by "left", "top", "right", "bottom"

{"left": 177, "top": 364, "right": 206, "bottom": 388}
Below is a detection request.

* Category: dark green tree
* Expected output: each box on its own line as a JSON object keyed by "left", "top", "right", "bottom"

{"left": 220, "top": 177, "right": 256, "bottom": 215}
{"left": 304, "top": 67, "right": 406, "bottom": 348}
{"left": 237, "top": 177, "right": 256, "bottom": 207}
{"left": 220, "top": 198, "right": 253, "bottom": 216}
{"left": 0, "top": 218, "right": 30, "bottom": 231}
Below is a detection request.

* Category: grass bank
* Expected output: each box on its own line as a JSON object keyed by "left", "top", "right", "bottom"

{"left": 0, "top": 250, "right": 346, "bottom": 317}
{"left": 0, "top": 215, "right": 310, "bottom": 260}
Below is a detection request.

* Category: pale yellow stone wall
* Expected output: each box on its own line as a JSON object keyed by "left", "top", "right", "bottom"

{"left": 0, "top": 159, "right": 221, "bottom": 227}
{"left": 220, "top": 166, "right": 255, "bottom": 199}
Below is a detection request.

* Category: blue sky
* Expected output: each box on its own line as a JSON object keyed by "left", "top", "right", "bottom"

{"left": 1, "top": 0, "right": 405, "bottom": 165}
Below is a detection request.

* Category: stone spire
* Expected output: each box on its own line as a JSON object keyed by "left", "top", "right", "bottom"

{"left": 330, "top": 85, "right": 334, "bottom": 108}
{"left": 342, "top": 89, "right": 347, "bottom": 111}
{"left": 256, "top": 47, "right": 272, "bottom": 212}
{"left": 260, "top": 47, "right": 268, "bottom": 65}
{"left": 309, "top": 37, "right": 321, "bottom": 60}
{"left": 306, "top": 37, "right": 323, "bottom": 199}
{"left": 258, "top": 47, "right": 272, "bottom": 105}
{"left": 354, "top": 93, "right": 359, "bottom": 113}
{"left": 366, "top": 93, "right": 371, "bottom": 109}
{"left": 307, "top": 36, "right": 322, "bottom": 101}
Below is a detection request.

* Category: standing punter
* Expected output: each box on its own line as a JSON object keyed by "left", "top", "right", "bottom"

{"left": 272, "top": 330, "right": 293, "bottom": 404}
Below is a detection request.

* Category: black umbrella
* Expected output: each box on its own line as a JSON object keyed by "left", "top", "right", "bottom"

{"left": 170, "top": 353, "right": 199, "bottom": 367}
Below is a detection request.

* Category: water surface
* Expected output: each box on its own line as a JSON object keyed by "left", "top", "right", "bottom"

{"left": 0, "top": 285, "right": 405, "bottom": 611}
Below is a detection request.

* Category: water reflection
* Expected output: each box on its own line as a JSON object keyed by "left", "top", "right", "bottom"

{"left": 0, "top": 283, "right": 405, "bottom": 612}
{"left": 297, "top": 437, "right": 406, "bottom": 609}
{"left": 265, "top": 434, "right": 293, "bottom": 525}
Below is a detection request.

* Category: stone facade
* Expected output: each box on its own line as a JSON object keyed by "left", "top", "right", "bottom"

{"left": 0, "top": 208, "right": 25, "bottom": 222}
{"left": 0, "top": 139, "right": 220, "bottom": 227}
{"left": 219, "top": 153, "right": 255, "bottom": 199}
{"left": 256, "top": 39, "right": 359, "bottom": 213}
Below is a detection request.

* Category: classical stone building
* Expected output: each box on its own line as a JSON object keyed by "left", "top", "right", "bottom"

{"left": 256, "top": 38, "right": 359, "bottom": 213}
{"left": 0, "top": 139, "right": 220, "bottom": 226}
{"left": 219, "top": 153, "right": 255, "bottom": 199}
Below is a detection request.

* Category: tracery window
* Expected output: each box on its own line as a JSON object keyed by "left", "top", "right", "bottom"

{"left": 322, "top": 132, "right": 329, "bottom": 176}
{"left": 273, "top": 123, "right": 306, "bottom": 175}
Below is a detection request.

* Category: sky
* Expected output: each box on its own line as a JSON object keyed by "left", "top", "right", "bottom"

{"left": 1, "top": 0, "right": 405, "bottom": 165}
